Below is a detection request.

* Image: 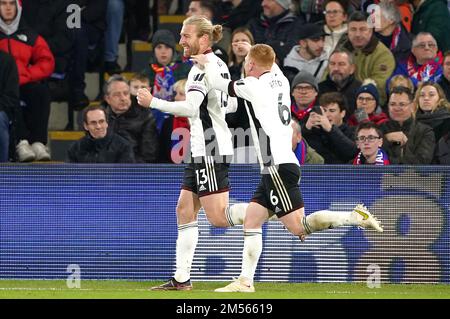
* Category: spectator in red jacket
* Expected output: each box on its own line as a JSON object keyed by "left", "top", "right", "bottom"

{"left": 0, "top": 0, "right": 55, "bottom": 162}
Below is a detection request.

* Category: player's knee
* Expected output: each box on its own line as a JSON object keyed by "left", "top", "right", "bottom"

{"left": 176, "top": 203, "right": 196, "bottom": 223}
{"left": 205, "top": 209, "right": 228, "bottom": 227}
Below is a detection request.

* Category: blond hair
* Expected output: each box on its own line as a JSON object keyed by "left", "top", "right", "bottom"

{"left": 388, "top": 75, "right": 414, "bottom": 94}
{"left": 174, "top": 78, "right": 187, "bottom": 94}
{"left": 248, "top": 44, "right": 275, "bottom": 69}
{"left": 183, "top": 16, "right": 222, "bottom": 44}
{"left": 414, "top": 81, "right": 450, "bottom": 113}
{"left": 130, "top": 72, "right": 149, "bottom": 84}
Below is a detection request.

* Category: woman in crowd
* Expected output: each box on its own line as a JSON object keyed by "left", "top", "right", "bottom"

{"left": 348, "top": 81, "right": 389, "bottom": 127}
{"left": 322, "top": 0, "right": 348, "bottom": 57}
{"left": 228, "top": 27, "right": 254, "bottom": 80}
{"left": 413, "top": 81, "right": 450, "bottom": 142}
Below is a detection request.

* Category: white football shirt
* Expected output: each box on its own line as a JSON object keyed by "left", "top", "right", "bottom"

{"left": 150, "top": 52, "right": 233, "bottom": 158}
{"left": 229, "top": 64, "right": 298, "bottom": 170}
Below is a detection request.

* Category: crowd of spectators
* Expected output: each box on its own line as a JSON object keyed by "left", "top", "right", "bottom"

{"left": 1, "top": 0, "right": 450, "bottom": 164}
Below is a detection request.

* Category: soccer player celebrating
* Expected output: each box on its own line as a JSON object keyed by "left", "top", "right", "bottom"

{"left": 191, "top": 44, "right": 383, "bottom": 292}
{"left": 137, "top": 17, "right": 248, "bottom": 291}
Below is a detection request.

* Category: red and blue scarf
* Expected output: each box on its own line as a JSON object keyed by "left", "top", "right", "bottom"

{"left": 294, "top": 140, "right": 307, "bottom": 165}
{"left": 353, "top": 148, "right": 390, "bottom": 165}
{"left": 407, "top": 51, "right": 443, "bottom": 83}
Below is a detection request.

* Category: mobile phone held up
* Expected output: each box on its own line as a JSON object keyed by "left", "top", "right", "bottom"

{"left": 311, "top": 105, "right": 322, "bottom": 115}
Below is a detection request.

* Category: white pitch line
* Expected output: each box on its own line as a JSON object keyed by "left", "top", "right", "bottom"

{"left": 0, "top": 287, "right": 149, "bottom": 291}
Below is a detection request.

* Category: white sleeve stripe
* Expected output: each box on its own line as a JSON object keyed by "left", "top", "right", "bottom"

{"left": 187, "top": 88, "right": 206, "bottom": 97}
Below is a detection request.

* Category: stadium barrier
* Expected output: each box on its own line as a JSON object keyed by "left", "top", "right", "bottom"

{"left": 0, "top": 164, "right": 449, "bottom": 283}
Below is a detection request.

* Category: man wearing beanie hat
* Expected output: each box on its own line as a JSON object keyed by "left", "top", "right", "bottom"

{"left": 290, "top": 71, "right": 319, "bottom": 124}
{"left": 248, "top": 0, "right": 304, "bottom": 62}
{"left": 347, "top": 81, "right": 389, "bottom": 127}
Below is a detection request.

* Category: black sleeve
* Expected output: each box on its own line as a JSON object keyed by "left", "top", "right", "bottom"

{"left": 66, "top": 141, "right": 79, "bottom": 163}
{"left": 139, "top": 113, "right": 160, "bottom": 163}
{"left": 0, "top": 52, "right": 20, "bottom": 116}
{"left": 117, "top": 139, "right": 136, "bottom": 163}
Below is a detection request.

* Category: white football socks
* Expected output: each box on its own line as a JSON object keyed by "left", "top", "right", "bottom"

{"left": 174, "top": 221, "right": 198, "bottom": 283}
{"left": 240, "top": 228, "right": 262, "bottom": 283}
{"left": 225, "top": 203, "right": 248, "bottom": 226}
{"left": 302, "top": 210, "right": 359, "bottom": 234}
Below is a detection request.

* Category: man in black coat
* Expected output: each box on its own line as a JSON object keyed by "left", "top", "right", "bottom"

{"left": 302, "top": 91, "right": 358, "bottom": 163}
{"left": 67, "top": 106, "right": 135, "bottom": 163}
{"left": 103, "top": 75, "right": 159, "bottom": 163}
{"left": 318, "top": 48, "right": 361, "bottom": 117}
{"left": 0, "top": 50, "right": 19, "bottom": 162}
{"left": 247, "top": 0, "right": 304, "bottom": 62}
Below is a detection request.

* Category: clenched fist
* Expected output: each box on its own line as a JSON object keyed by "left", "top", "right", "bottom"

{"left": 136, "top": 88, "right": 153, "bottom": 108}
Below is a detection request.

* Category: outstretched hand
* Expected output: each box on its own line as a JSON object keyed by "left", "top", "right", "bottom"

{"left": 232, "top": 41, "right": 252, "bottom": 57}
{"left": 190, "top": 54, "right": 209, "bottom": 70}
{"left": 136, "top": 88, "right": 153, "bottom": 108}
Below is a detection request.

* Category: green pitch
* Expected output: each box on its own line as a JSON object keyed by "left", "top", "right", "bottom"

{"left": 0, "top": 280, "right": 449, "bottom": 299}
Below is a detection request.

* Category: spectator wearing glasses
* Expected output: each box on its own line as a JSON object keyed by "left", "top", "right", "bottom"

{"left": 322, "top": 0, "right": 348, "bottom": 57}
{"left": 392, "top": 32, "right": 443, "bottom": 87}
{"left": 353, "top": 121, "right": 390, "bottom": 165}
{"left": 380, "top": 86, "right": 435, "bottom": 164}
{"left": 67, "top": 106, "right": 135, "bottom": 163}
{"left": 348, "top": 81, "right": 389, "bottom": 127}
{"left": 290, "top": 70, "right": 319, "bottom": 124}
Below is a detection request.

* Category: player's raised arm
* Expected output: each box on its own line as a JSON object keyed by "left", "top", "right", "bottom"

{"left": 193, "top": 44, "right": 275, "bottom": 103}
{"left": 136, "top": 74, "right": 206, "bottom": 118}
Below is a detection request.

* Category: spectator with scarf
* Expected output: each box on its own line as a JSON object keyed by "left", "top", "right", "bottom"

{"left": 144, "top": 29, "right": 191, "bottom": 137}
{"left": 392, "top": 32, "right": 443, "bottom": 87}
{"left": 374, "top": 1, "right": 412, "bottom": 65}
{"left": 353, "top": 121, "right": 390, "bottom": 165}
{"left": 290, "top": 70, "right": 319, "bottom": 125}
{"left": 347, "top": 81, "right": 389, "bottom": 127}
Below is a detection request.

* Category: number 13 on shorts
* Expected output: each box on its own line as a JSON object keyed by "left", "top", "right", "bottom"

{"left": 196, "top": 168, "right": 208, "bottom": 186}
